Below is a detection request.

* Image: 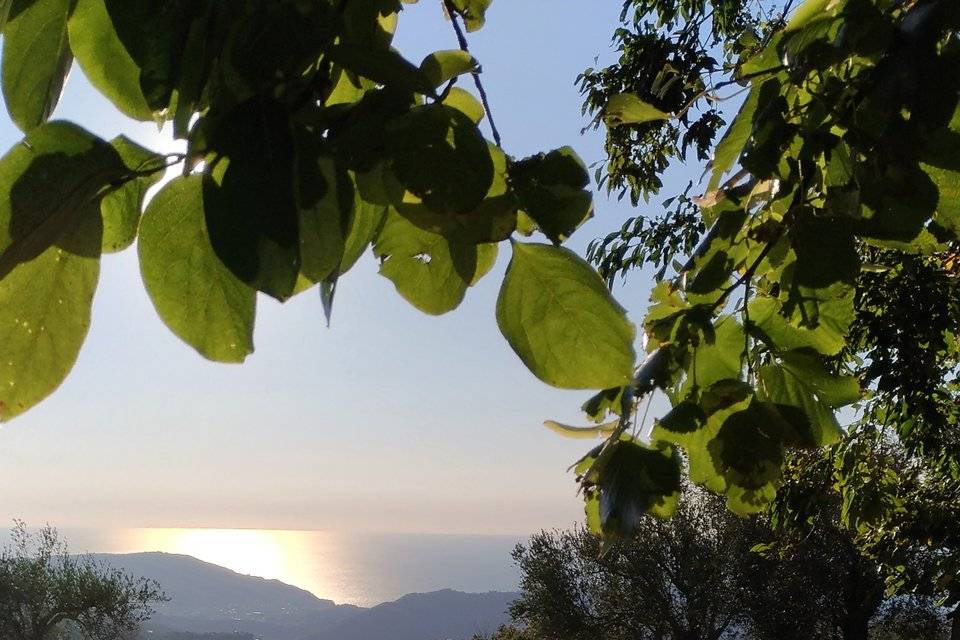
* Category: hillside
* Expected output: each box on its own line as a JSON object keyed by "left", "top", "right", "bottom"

{"left": 95, "top": 553, "right": 516, "bottom": 640}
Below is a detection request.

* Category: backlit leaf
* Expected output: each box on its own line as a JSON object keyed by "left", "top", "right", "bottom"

{"left": 139, "top": 175, "right": 256, "bottom": 363}
{"left": 497, "top": 241, "right": 636, "bottom": 389}
{"left": 2, "top": 0, "right": 73, "bottom": 131}
{"left": 603, "top": 93, "right": 670, "bottom": 127}
{"left": 0, "top": 210, "right": 102, "bottom": 421}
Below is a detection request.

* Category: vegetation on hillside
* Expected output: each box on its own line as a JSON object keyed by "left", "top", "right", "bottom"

{"left": 0, "top": 523, "right": 165, "bottom": 640}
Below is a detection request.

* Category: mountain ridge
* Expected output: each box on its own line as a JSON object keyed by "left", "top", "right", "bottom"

{"left": 93, "top": 552, "right": 516, "bottom": 640}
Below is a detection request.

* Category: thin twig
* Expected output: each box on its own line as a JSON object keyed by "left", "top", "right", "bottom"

{"left": 442, "top": 0, "right": 503, "bottom": 147}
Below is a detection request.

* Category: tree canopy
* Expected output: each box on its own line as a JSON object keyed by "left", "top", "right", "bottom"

{"left": 0, "top": 522, "right": 165, "bottom": 640}
{"left": 0, "top": 0, "right": 958, "bottom": 585}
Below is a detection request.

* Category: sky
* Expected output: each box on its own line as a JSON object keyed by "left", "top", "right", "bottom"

{"left": 0, "top": 2, "right": 686, "bottom": 535}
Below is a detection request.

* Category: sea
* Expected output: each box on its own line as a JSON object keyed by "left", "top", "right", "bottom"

{"left": 22, "top": 528, "right": 524, "bottom": 608}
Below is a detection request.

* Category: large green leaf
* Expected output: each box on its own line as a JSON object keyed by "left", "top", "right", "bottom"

{"left": 510, "top": 147, "right": 593, "bottom": 245}
{"left": 386, "top": 104, "right": 494, "bottom": 215}
{"left": 2, "top": 0, "right": 73, "bottom": 132}
{"left": 68, "top": 0, "right": 157, "bottom": 120}
{"left": 0, "top": 209, "right": 102, "bottom": 421}
{"left": 203, "top": 98, "right": 301, "bottom": 300}
{"left": 139, "top": 175, "right": 256, "bottom": 363}
{"left": 682, "top": 316, "right": 745, "bottom": 395}
{"left": 100, "top": 136, "right": 165, "bottom": 253}
{"left": 749, "top": 294, "right": 853, "bottom": 356}
{"left": 374, "top": 210, "right": 482, "bottom": 315}
{"left": 758, "top": 361, "right": 844, "bottom": 448}
{"left": 389, "top": 142, "right": 517, "bottom": 244}
{"left": 653, "top": 388, "right": 785, "bottom": 515}
{"left": 497, "top": 241, "right": 636, "bottom": 389}
{"left": 0, "top": 121, "right": 125, "bottom": 278}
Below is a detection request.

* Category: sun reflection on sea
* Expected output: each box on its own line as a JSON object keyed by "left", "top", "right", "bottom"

{"left": 124, "top": 528, "right": 343, "bottom": 603}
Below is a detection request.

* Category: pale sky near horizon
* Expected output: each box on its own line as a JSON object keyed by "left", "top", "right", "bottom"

{"left": 0, "top": 2, "right": 688, "bottom": 535}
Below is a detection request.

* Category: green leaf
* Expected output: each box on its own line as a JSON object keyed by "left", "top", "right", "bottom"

{"left": 67, "top": 0, "right": 159, "bottom": 121}
{"left": 510, "top": 147, "right": 593, "bottom": 245}
{"left": 386, "top": 104, "right": 494, "bottom": 215}
{"left": 758, "top": 362, "right": 843, "bottom": 448}
{"left": 388, "top": 142, "right": 517, "bottom": 244}
{"left": 0, "top": 122, "right": 126, "bottom": 278}
{"left": 325, "top": 44, "right": 436, "bottom": 96}
{"left": 139, "top": 175, "right": 256, "bottom": 363}
{"left": 778, "top": 350, "right": 860, "bottom": 408}
{"left": 0, "top": 0, "right": 12, "bottom": 32}
{"left": 682, "top": 316, "right": 745, "bottom": 394}
{"left": 749, "top": 294, "right": 853, "bottom": 356}
{"left": 340, "top": 176, "right": 389, "bottom": 274}
{"left": 443, "top": 87, "right": 484, "bottom": 123}
{"left": 708, "top": 80, "right": 765, "bottom": 191}
{"left": 420, "top": 49, "right": 478, "bottom": 88}
{"left": 497, "top": 241, "right": 637, "bottom": 389}
{"left": 603, "top": 93, "right": 670, "bottom": 127}
{"left": 448, "top": 0, "right": 491, "bottom": 32}
{"left": 0, "top": 209, "right": 102, "bottom": 421}
{"left": 100, "top": 136, "right": 164, "bottom": 253}
{"left": 653, "top": 391, "right": 785, "bottom": 515}
{"left": 2, "top": 0, "right": 73, "bottom": 132}
{"left": 296, "top": 139, "right": 353, "bottom": 284}
{"left": 581, "top": 438, "right": 682, "bottom": 536}
{"left": 203, "top": 97, "right": 300, "bottom": 300}
{"left": 374, "top": 210, "right": 482, "bottom": 315}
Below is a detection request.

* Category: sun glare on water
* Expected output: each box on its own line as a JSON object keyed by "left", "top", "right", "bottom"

{"left": 129, "top": 528, "right": 341, "bottom": 602}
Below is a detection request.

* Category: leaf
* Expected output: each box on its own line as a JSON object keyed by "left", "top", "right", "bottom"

{"left": 708, "top": 80, "right": 765, "bottom": 191}
{"left": 603, "top": 93, "right": 670, "bottom": 127}
{"left": 544, "top": 419, "right": 618, "bottom": 440}
{"left": 749, "top": 294, "right": 853, "bottom": 356}
{"left": 386, "top": 104, "right": 494, "bottom": 215}
{"left": 448, "top": 0, "right": 491, "bottom": 32}
{"left": 203, "top": 97, "right": 301, "bottom": 301}
{"left": 653, "top": 391, "right": 784, "bottom": 515}
{"left": 2, "top": 0, "right": 73, "bottom": 132}
{"left": 778, "top": 350, "right": 860, "bottom": 408}
{"left": 296, "top": 138, "right": 353, "bottom": 284}
{"left": 497, "top": 241, "right": 637, "bottom": 390}
{"left": 420, "top": 50, "right": 478, "bottom": 88}
{"left": 325, "top": 44, "right": 436, "bottom": 96}
{"left": 100, "top": 136, "right": 164, "bottom": 253}
{"left": 0, "top": 0, "right": 12, "bottom": 32}
{"left": 388, "top": 142, "right": 517, "bottom": 244}
{"left": 581, "top": 438, "right": 682, "bottom": 536}
{"left": 138, "top": 175, "right": 256, "bottom": 363}
{"left": 682, "top": 316, "right": 745, "bottom": 395}
{"left": 510, "top": 147, "right": 593, "bottom": 245}
{"left": 0, "top": 121, "right": 126, "bottom": 279}
{"left": 67, "top": 0, "right": 159, "bottom": 121}
{"left": 0, "top": 209, "right": 102, "bottom": 421}
{"left": 443, "top": 87, "right": 484, "bottom": 123}
{"left": 340, "top": 184, "right": 388, "bottom": 274}
{"left": 374, "top": 210, "right": 481, "bottom": 315}
{"left": 758, "top": 362, "right": 843, "bottom": 448}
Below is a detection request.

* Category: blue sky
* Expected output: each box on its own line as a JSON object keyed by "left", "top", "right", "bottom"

{"left": 0, "top": 2, "right": 682, "bottom": 534}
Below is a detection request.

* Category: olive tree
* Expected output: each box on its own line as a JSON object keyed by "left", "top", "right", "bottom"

{"left": 0, "top": 522, "right": 166, "bottom": 640}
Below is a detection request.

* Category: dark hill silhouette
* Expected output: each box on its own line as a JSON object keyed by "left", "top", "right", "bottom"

{"left": 93, "top": 552, "right": 516, "bottom": 640}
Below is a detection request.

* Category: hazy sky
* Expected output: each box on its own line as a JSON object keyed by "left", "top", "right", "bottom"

{"left": 0, "top": 2, "right": 683, "bottom": 534}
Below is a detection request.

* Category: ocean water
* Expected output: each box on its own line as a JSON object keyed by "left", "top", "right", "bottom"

{"left": 37, "top": 528, "right": 523, "bottom": 607}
